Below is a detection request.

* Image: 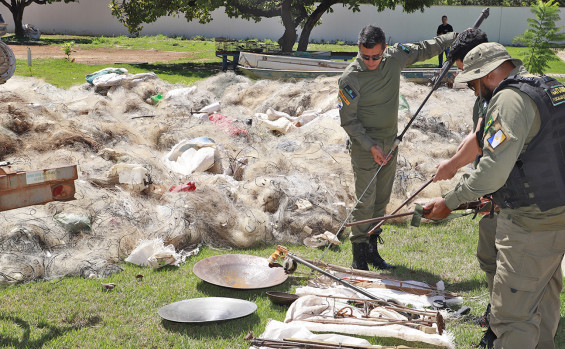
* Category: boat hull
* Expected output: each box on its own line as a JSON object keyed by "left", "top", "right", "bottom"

{"left": 238, "top": 51, "right": 458, "bottom": 85}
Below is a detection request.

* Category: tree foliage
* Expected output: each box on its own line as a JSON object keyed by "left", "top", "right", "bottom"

{"left": 513, "top": 0, "right": 565, "bottom": 75}
{"left": 0, "top": 0, "right": 77, "bottom": 38}
{"left": 109, "top": 0, "right": 435, "bottom": 52}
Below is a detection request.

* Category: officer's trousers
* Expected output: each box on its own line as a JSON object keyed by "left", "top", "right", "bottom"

{"left": 490, "top": 215, "right": 564, "bottom": 349}
{"left": 349, "top": 140, "right": 398, "bottom": 244}
{"left": 477, "top": 214, "right": 561, "bottom": 348}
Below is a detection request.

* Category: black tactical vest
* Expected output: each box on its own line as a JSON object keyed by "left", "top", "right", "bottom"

{"left": 489, "top": 75, "right": 565, "bottom": 211}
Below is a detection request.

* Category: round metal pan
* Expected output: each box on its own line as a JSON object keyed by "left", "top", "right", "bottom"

{"left": 266, "top": 291, "right": 299, "bottom": 306}
{"left": 158, "top": 297, "right": 257, "bottom": 323}
{"left": 193, "top": 254, "right": 288, "bottom": 289}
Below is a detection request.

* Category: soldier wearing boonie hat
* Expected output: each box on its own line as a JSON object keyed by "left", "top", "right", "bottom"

{"left": 425, "top": 41, "right": 565, "bottom": 348}
{"left": 454, "top": 42, "right": 523, "bottom": 84}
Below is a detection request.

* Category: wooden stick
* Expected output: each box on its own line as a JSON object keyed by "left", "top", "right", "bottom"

{"left": 300, "top": 256, "right": 459, "bottom": 298}
{"left": 368, "top": 177, "right": 434, "bottom": 234}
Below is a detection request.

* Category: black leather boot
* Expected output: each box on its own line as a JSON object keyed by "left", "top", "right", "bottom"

{"left": 476, "top": 326, "right": 496, "bottom": 349}
{"left": 367, "top": 229, "right": 396, "bottom": 270}
{"left": 478, "top": 303, "right": 491, "bottom": 328}
{"left": 351, "top": 243, "right": 369, "bottom": 270}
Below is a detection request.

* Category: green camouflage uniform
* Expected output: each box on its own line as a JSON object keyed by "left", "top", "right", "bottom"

{"left": 446, "top": 64, "right": 565, "bottom": 348}
{"left": 338, "top": 32, "right": 456, "bottom": 244}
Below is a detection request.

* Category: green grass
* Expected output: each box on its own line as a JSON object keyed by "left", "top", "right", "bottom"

{"left": 7, "top": 34, "right": 224, "bottom": 88}
{"left": 14, "top": 59, "right": 221, "bottom": 88}
{"left": 1, "top": 216, "right": 563, "bottom": 348}
{"left": 8, "top": 34, "right": 565, "bottom": 88}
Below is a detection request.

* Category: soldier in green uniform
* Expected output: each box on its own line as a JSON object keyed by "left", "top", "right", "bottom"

{"left": 338, "top": 25, "right": 456, "bottom": 270}
{"left": 425, "top": 42, "right": 565, "bottom": 349}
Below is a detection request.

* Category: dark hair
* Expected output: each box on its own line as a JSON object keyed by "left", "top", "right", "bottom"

{"left": 442, "top": 15, "right": 447, "bottom": 20}
{"left": 358, "top": 25, "right": 386, "bottom": 49}
{"left": 448, "top": 28, "right": 489, "bottom": 62}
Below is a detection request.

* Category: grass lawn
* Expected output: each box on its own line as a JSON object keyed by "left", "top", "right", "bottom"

{"left": 1, "top": 216, "right": 564, "bottom": 348}
{"left": 4, "top": 34, "right": 565, "bottom": 88}
{"left": 1, "top": 34, "right": 564, "bottom": 348}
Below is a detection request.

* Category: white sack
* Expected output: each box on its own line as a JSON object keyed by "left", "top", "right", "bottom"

{"left": 125, "top": 238, "right": 182, "bottom": 269}
{"left": 164, "top": 137, "right": 217, "bottom": 176}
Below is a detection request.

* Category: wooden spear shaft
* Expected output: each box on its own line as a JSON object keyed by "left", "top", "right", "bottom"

{"left": 345, "top": 211, "right": 415, "bottom": 227}
{"left": 367, "top": 177, "right": 434, "bottom": 235}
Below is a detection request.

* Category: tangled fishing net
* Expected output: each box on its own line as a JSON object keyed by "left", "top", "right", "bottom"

{"left": 0, "top": 72, "right": 475, "bottom": 284}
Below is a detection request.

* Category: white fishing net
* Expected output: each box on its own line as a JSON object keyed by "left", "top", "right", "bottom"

{"left": 0, "top": 72, "right": 475, "bottom": 284}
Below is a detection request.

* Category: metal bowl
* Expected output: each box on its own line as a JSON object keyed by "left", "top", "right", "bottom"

{"left": 158, "top": 297, "right": 257, "bottom": 323}
{"left": 193, "top": 254, "right": 288, "bottom": 289}
{"left": 266, "top": 291, "right": 299, "bottom": 306}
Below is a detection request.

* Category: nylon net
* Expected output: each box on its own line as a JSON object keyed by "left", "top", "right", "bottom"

{"left": 0, "top": 72, "right": 475, "bottom": 284}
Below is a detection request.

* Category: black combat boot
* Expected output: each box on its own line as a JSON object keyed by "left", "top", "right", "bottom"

{"left": 476, "top": 326, "right": 496, "bottom": 349}
{"left": 478, "top": 303, "right": 491, "bottom": 328}
{"left": 351, "top": 243, "right": 369, "bottom": 270}
{"left": 367, "top": 228, "right": 396, "bottom": 270}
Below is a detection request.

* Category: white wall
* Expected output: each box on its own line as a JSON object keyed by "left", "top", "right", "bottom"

{"left": 5, "top": 1, "right": 565, "bottom": 45}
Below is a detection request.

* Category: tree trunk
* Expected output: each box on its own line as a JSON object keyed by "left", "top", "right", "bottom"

{"left": 12, "top": 4, "right": 25, "bottom": 38}
{"left": 297, "top": 0, "right": 338, "bottom": 52}
{"left": 277, "top": 0, "right": 296, "bottom": 52}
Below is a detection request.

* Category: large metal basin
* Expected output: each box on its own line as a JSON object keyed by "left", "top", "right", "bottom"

{"left": 158, "top": 297, "right": 257, "bottom": 323}
{"left": 193, "top": 254, "right": 288, "bottom": 289}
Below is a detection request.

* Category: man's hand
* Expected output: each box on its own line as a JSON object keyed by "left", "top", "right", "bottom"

{"left": 434, "top": 160, "right": 458, "bottom": 182}
{"left": 423, "top": 197, "right": 452, "bottom": 220}
{"left": 434, "top": 132, "right": 481, "bottom": 182}
{"left": 370, "top": 144, "right": 391, "bottom": 165}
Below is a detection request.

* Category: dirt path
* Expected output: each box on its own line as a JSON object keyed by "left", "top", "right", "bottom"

{"left": 7, "top": 44, "right": 195, "bottom": 65}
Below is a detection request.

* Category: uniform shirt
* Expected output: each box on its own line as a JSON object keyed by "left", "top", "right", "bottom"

{"left": 437, "top": 23, "right": 454, "bottom": 36}
{"left": 338, "top": 32, "right": 456, "bottom": 152}
{"left": 444, "top": 65, "right": 565, "bottom": 230}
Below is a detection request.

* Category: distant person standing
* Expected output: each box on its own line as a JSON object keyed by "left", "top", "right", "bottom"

{"left": 436, "top": 15, "right": 453, "bottom": 67}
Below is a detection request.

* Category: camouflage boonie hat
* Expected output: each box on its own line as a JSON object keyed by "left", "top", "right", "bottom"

{"left": 454, "top": 42, "right": 522, "bottom": 83}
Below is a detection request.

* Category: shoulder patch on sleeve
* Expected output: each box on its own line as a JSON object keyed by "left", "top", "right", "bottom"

{"left": 483, "top": 114, "right": 495, "bottom": 134}
{"left": 338, "top": 89, "right": 350, "bottom": 106}
{"left": 343, "top": 85, "right": 357, "bottom": 99}
{"left": 337, "top": 94, "right": 345, "bottom": 109}
{"left": 483, "top": 109, "right": 507, "bottom": 152}
{"left": 397, "top": 43, "right": 411, "bottom": 54}
{"left": 487, "top": 129, "right": 507, "bottom": 149}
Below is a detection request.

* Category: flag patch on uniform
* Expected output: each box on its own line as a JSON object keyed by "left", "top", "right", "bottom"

{"left": 487, "top": 129, "right": 506, "bottom": 149}
{"left": 343, "top": 85, "right": 357, "bottom": 99}
{"left": 484, "top": 114, "right": 494, "bottom": 134}
{"left": 337, "top": 95, "right": 344, "bottom": 109}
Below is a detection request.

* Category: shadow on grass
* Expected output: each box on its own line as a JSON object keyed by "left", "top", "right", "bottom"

{"left": 0, "top": 313, "right": 101, "bottom": 348}
{"left": 130, "top": 62, "right": 223, "bottom": 79}
{"left": 160, "top": 312, "right": 260, "bottom": 339}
